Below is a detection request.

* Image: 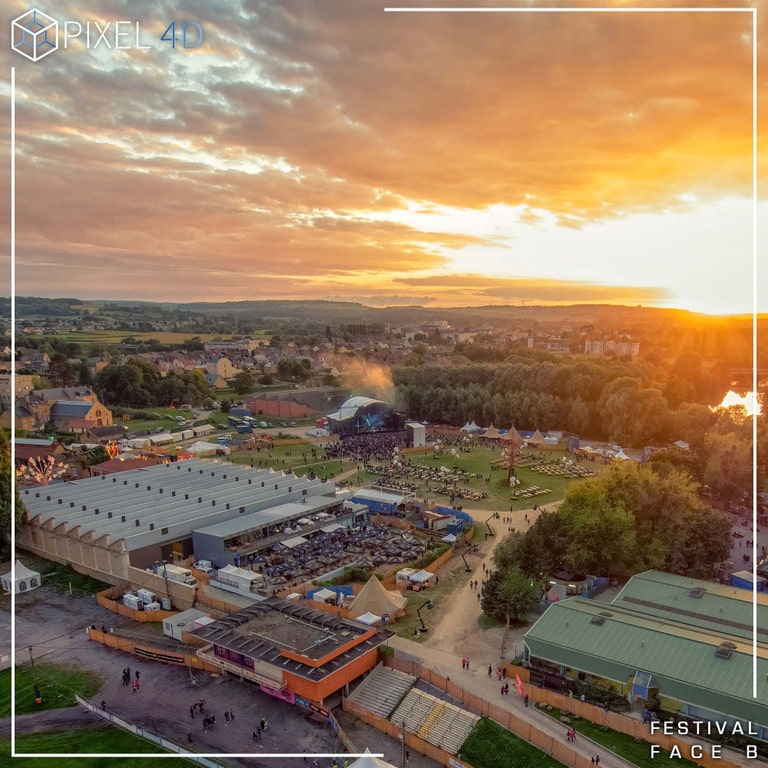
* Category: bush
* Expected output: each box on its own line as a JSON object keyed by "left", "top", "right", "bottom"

{"left": 407, "top": 543, "right": 450, "bottom": 570}
{"left": 315, "top": 565, "right": 372, "bottom": 586}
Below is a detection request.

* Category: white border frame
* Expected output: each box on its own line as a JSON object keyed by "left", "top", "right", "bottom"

{"left": 9, "top": 1, "right": 760, "bottom": 759}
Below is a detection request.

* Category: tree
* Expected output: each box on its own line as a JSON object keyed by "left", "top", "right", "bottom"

{"left": 48, "top": 352, "right": 78, "bottom": 388}
{"left": 494, "top": 511, "right": 569, "bottom": 579}
{"left": 70, "top": 445, "right": 110, "bottom": 478}
{"left": 562, "top": 462, "right": 732, "bottom": 578}
{"left": 558, "top": 479, "right": 636, "bottom": 576}
{"left": 702, "top": 431, "right": 752, "bottom": 508}
{"left": 0, "top": 431, "right": 25, "bottom": 559}
{"left": 77, "top": 359, "right": 93, "bottom": 387}
{"left": 481, "top": 567, "right": 541, "bottom": 626}
{"left": 231, "top": 371, "right": 255, "bottom": 396}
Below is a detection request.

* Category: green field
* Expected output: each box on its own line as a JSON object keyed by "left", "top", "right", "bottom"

{"left": 460, "top": 717, "right": 566, "bottom": 768}
{"left": 0, "top": 664, "right": 103, "bottom": 717}
{"left": 3, "top": 727, "right": 193, "bottom": 764}
{"left": 207, "top": 440, "right": 603, "bottom": 514}
{"left": 535, "top": 705, "right": 700, "bottom": 768}
{"left": 11, "top": 558, "right": 109, "bottom": 597}
{"left": 354, "top": 445, "right": 605, "bottom": 513}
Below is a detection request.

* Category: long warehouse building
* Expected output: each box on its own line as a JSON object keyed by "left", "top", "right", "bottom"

{"left": 18, "top": 458, "right": 343, "bottom": 584}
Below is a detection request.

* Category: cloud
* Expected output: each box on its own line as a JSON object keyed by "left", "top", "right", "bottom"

{"left": 395, "top": 273, "right": 669, "bottom": 304}
{"left": 2, "top": 0, "right": 761, "bottom": 310}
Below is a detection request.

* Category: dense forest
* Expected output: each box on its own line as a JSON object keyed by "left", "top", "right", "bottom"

{"left": 393, "top": 352, "right": 758, "bottom": 447}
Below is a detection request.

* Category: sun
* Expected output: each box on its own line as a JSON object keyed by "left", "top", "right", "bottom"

{"left": 716, "top": 391, "right": 762, "bottom": 416}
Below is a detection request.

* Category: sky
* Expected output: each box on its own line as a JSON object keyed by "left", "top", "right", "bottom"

{"left": 1, "top": 0, "right": 766, "bottom": 314}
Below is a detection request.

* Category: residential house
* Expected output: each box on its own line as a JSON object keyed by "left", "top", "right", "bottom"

{"left": 50, "top": 400, "right": 113, "bottom": 435}
{"left": 204, "top": 356, "right": 239, "bottom": 380}
{"left": 21, "top": 386, "right": 99, "bottom": 430}
{"left": 13, "top": 437, "right": 66, "bottom": 469}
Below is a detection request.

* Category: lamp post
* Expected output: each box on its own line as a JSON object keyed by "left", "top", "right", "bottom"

{"left": 416, "top": 599, "right": 433, "bottom": 632}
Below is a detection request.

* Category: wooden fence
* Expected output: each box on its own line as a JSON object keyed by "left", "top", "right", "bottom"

{"left": 384, "top": 657, "right": 746, "bottom": 768}
{"left": 87, "top": 627, "right": 220, "bottom": 674}
{"left": 96, "top": 588, "right": 176, "bottom": 623}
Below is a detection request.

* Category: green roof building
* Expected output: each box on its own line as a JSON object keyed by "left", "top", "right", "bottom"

{"left": 524, "top": 571, "right": 768, "bottom": 736}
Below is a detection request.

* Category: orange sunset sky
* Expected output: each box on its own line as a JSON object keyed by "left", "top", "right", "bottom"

{"left": 2, "top": 0, "right": 765, "bottom": 314}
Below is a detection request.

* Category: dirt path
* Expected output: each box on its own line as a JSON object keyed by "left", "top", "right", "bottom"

{"left": 423, "top": 504, "right": 548, "bottom": 668}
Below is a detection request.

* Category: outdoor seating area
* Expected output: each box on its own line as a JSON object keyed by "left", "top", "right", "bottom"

{"left": 529, "top": 462, "right": 595, "bottom": 478}
{"left": 511, "top": 484, "right": 551, "bottom": 499}
{"left": 248, "top": 524, "right": 429, "bottom": 587}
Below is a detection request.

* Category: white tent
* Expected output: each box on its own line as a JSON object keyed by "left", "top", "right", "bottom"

{"left": 409, "top": 569, "right": 433, "bottom": 585}
{"left": 349, "top": 749, "right": 397, "bottom": 768}
{"left": 313, "top": 587, "right": 337, "bottom": 603}
{"left": 2, "top": 560, "right": 41, "bottom": 594}
{"left": 355, "top": 611, "right": 382, "bottom": 626}
{"left": 188, "top": 440, "right": 228, "bottom": 456}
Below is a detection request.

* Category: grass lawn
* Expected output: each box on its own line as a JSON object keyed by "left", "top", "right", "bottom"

{"left": 227, "top": 440, "right": 347, "bottom": 479}
{"left": 357, "top": 445, "right": 605, "bottom": 513}
{"left": 535, "top": 704, "right": 699, "bottom": 768}
{"left": 460, "top": 716, "right": 565, "bottom": 768}
{"left": 3, "top": 726, "right": 195, "bottom": 764}
{"left": 18, "top": 558, "right": 109, "bottom": 596}
{"left": 0, "top": 663, "right": 103, "bottom": 717}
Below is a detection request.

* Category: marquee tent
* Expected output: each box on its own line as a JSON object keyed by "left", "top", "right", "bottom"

{"left": 1, "top": 560, "right": 41, "bottom": 594}
{"left": 527, "top": 429, "right": 547, "bottom": 446}
{"left": 348, "top": 575, "right": 408, "bottom": 618}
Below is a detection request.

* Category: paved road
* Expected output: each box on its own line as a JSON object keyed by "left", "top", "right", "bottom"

{"left": 4, "top": 585, "right": 345, "bottom": 767}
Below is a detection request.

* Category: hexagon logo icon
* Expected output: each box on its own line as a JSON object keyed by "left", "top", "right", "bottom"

{"left": 11, "top": 8, "right": 58, "bottom": 62}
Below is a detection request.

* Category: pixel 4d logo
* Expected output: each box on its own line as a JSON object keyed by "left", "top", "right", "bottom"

{"left": 11, "top": 8, "right": 59, "bottom": 62}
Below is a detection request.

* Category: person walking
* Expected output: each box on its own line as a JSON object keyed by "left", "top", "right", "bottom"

{"left": 524, "top": 694, "right": 529, "bottom": 707}
{"left": 487, "top": 665, "right": 492, "bottom": 678}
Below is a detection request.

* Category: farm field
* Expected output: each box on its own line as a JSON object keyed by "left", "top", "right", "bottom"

{"left": 49, "top": 331, "right": 229, "bottom": 345}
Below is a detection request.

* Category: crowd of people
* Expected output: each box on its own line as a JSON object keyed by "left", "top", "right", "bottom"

{"left": 323, "top": 431, "right": 408, "bottom": 464}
